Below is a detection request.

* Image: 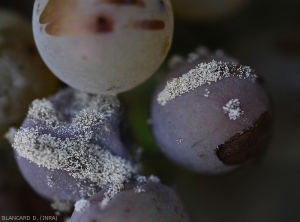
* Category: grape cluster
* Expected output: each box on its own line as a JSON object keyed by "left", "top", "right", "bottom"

{"left": 1, "top": 0, "right": 275, "bottom": 221}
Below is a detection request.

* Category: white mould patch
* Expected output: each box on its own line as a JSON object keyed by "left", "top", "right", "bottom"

{"left": 12, "top": 89, "right": 136, "bottom": 199}
{"left": 51, "top": 199, "right": 72, "bottom": 214}
{"left": 99, "top": 197, "right": 110, "bottom": 210}
{"left": 223, "top": 99, "right": 244, "bottom": 120}
{"left": 74, "top": 199, "right": 90, "bottom": 213}
{"left": 134, "top": 186, "right": 145, "bottom": 193}
{"left": 168, "top": 55, "right": 184, "bottom": 69}
{"left": 148, "top": 175, "right": 160, "bottom": 183}
{"left": 204, "top": 89, "right": 210, "bottom": 97}
{"left": 157, "top": 60, "right": 257, "bottom": 106}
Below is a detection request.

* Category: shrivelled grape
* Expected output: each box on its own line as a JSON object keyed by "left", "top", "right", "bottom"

{"left": 32, "top": 0, "right": 174, "bottom": 94}
{"left": 151, "top": 52, "right": 272, "bottom": 174}
{"left": 70, "top": 178, "right": 189, "bottom": 222}
{"left": 0, "top": 8, "right": 57, "bottom": 138}
{"left": 10, "top": 88, "right": 137, "bottom": 201}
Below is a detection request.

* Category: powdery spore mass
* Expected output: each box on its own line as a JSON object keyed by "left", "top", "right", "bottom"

{"left": 223, "top": 99, "right": 244, "bottom": 120}
{"left": 12, "top": 88, "right": 137, "bottom": 200}
{"left": 74, "top": 199, "right": 90, "bottom": 213}
{"left": 157, "top": 60, "right": 257, "bottom": 106}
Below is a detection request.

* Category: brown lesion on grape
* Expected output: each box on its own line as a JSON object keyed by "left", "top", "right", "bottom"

{"left": 130, "top": 20, "right": 165, "bottom": 30}
{"left": 44, "top": 14, "right": 114, "bottom": 36}
{"left": 40, "top": 0, "right": 114, "bottom": 36}
{"left": 215, "top": 111, "right": 271, "bottom": 165}
{"left": 103, "top": 0, "right": 145, "bottom": 8}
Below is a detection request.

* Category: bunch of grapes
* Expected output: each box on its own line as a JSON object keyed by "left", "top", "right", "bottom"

{"left": 0, "top": 0, "right": 276, "bottom": 221}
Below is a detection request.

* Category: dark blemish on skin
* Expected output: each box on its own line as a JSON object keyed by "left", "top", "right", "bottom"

{"left": 156, "top": 207, "right": 162, "bottom": 212}
{"left": 125, "top": 208, "right": 131, "bottom": 213}
{"left": 216, "top": 112, "right": 271, "bottom": 165}
{"left": 132, "top": 20, "right": 165, "bottom": 30}
{"left": 45, "top": 14, "right": 114, "bottom": 36}
{"left": 152, "top": 198, "right": 158, "bottom": 203}
{"left": 104, "top": 0, "right": 145, "bottom": 8}
{"left": 191, "top": 141, "right": 200, "bottom": 148}
{"left": 158, "top": 0, "right": 166, "bottom": 11}
{"left": 82, "top": 55, "right": 87, "bottom": 60}
{"left": 95, "top": 16, "right": 114, "bottom": 33}
{"left": 199, "top": 154, "right": 204, "bottom": 158}
{"left": 106, "top": 85, "right": 120, "bottom": 91}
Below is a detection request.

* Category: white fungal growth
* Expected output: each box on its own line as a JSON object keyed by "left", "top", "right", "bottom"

{"left": 12, "top": 89, "right": 136, "bottom": 199}
{"left": 157, "top": 60, "right": 257, "bottom": 106}
{"left": 204, "top": 89, "right": 210, "bottom": 97}
{"left": 74, "top": 199, "right": 90, "bottom": 213}
{"left": 136, "top": 176, "right": 147, "bottom": 183}
{"left": 134, "top": 186, "right": 145, "bottom": 193}
{"left": 148, "top": 175, "right": 160, "bottom": 183}
{"left": 99, "top": 197, "right": 110, "bottom": 210}
{"left": 168, "top": 55, "right": 184, "bottom": 68}
{"left": 187, "top": 52, "right": 199, "bottom": 63}
{"left": 223, "top": 99, "right": 244, "bottom": 120}
{"left": 51, "top": 199, "right": 72, "bottom": 213}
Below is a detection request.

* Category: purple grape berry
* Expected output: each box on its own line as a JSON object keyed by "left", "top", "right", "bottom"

{"left": 151, "top": 52, "right": 272, "bottom": 174}
{"left": 11, "top": 88, "right": 137, "bottom": 201}
{"left": 70, "top": 176, "right": 189, "bottom": 222}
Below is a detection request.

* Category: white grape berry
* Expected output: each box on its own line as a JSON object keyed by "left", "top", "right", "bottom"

{"left": 33, "top": 0, "right": 174, "bottom": 94}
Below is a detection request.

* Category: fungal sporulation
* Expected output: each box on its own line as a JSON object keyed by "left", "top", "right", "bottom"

{"left": 103, "top": 0, "right": 145, "bottom": 8}
{"left": 216, "top": 112, "right": 271, "bottom": 165}
{"left": 223, "top": 99, "right": 243, "bottom": 120}
{"left": 131, "top": 20, "right": 165, "bottom": 30}
{"left": 157, "top": 61, "right": 257, "bottom": 106}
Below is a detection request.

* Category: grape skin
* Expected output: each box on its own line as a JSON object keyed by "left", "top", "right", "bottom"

{"left": 33, "top": 0, "right": 174, "bottom": 94}
{"left": 70, "top": 180, "right": 189, "bottom": 222}
{"left": 151, "top": 54, "right": 272, "bottom": 174}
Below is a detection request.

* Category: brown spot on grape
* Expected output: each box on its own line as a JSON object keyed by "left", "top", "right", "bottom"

{"left": 216, "top": 112, "right": 271, "bottom": 165}
{"left": 158, "top": 0, "right": 166, "bottom": 11}
{"left": 94, "top": 16, "right": 114, "bottom": 33}
{"left": 103, "top": 0, "right": 145, "bottom": 7}
{"left": 82, "top": 55, "right": 87, "bottom": 60}
{"left": 161, "top": 37, "right": 170, "bottom": 57}
{"left": 131, "top": 20, "right": 165, "bottom": 30}
{"left": 125, "top": 208, "right": 131, "bottom": 212}
{"left": 45, "top": 14, "right": 114, "bottom": 36}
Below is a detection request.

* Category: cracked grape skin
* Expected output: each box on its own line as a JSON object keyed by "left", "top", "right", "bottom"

{"left": 151, "top": 54, "right": 272, "bottom": 174}
{"left": 32, "top": 0, "right": 174, "bottom": 94}
{"left": 12, "top": 88, "right": 137, "bottom": 201}
{"left": 70, "top": 180, "right": 189, "bottom": 222}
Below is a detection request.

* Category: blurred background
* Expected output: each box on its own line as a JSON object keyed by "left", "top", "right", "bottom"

{"left": 0, "top": 0, "right": 300, "bottom": 221}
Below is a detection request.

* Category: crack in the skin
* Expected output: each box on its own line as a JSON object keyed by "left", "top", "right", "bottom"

{"left": 215, "top": 111, "right": 272, "bottom": 165}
